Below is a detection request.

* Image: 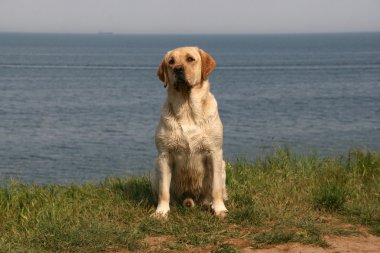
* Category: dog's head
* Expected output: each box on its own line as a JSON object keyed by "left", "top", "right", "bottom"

{"left": 157, "top": 47, "right": 216, "bottom": 89}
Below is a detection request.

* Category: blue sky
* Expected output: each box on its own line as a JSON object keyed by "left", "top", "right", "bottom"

{"left": 1, "top": 0, "right": 380, "bottom": 34}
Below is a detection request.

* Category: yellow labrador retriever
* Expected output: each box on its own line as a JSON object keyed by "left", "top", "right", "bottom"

{"left": 151, "top": 47, "right": 227, "bottom": 218}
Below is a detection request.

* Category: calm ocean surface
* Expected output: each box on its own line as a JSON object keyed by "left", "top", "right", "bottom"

{"left": 1, "top": 33, "right": 379, "bottom": 184}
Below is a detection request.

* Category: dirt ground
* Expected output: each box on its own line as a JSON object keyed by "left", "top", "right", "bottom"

{"left": 137, "top": 234, "right": 380, "bottom": 253}
{"left": 248, "top": 234, "right": 380, "bottom": 253}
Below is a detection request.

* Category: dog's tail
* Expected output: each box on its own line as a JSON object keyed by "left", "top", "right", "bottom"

{"left": 182, "top": 198, "right": 195, "bottom": 208}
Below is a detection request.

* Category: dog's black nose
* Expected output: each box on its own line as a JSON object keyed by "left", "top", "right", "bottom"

{"left": 173, "top": 65, "right": 184, "bottom": 74}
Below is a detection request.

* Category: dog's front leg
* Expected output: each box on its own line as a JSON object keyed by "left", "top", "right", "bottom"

{"left": 153, "top": 153, "right": 172, "bottom": 218}
{"left": 211, "top": 149, "right": 228, "bottom": 217}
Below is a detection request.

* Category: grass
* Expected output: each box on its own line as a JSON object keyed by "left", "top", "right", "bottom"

{"left": 0, "top": 147, "right": 379, "bottom": 252}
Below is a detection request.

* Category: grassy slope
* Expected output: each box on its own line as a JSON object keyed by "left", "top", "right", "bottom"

{"left": 0, "top": 148, "right": 379, "bottom": 252}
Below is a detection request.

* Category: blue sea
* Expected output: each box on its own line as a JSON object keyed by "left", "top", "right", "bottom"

{"left": 1, "top": 33, "right": 379, "bottom": 184}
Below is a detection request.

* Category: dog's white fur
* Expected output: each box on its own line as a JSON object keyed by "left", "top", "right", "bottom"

{"left": 151, "top": 47, "right": 227, "bottom": 218}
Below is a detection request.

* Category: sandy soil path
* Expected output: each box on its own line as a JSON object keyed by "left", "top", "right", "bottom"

{"left": 246, "top": 234, "right": 380, "bottom": 253}
{"left": 112, "top": 234, "right": 380, "bottom": 252}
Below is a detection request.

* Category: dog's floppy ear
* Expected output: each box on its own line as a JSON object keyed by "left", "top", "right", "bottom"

{"left": 199, "top": 48, "right": 216, "bottom": 81}
{"left": 157, "top": 59, "right": 168, "bottom": 88}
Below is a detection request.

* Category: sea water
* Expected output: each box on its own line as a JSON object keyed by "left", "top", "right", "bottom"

{"left": 0, "top": 33, "right": 379, "bottom": 183}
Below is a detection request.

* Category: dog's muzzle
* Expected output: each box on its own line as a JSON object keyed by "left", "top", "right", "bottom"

{"left": 173, "top": 65, "right": 189, "bottom": 90}
{"left": 173, "top": 65, "right": 184, "bottom": 75}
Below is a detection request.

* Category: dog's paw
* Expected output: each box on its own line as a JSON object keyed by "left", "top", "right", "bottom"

{"left": 151, "top": 207, "right": 170, "bottom": 219}
{"left": 212, "top": 202, "right": 228, "bottom": 218}
{"left": 214, "top": 209, "right": 228, "bottom": 218}
{"left": 182, "top": 198, "right": 195, "bottom": 208}
{"left": 150, "top": 211, "right": 168, "bottom": 219}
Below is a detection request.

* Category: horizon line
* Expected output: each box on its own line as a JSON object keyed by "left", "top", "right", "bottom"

{"left": 1, "top": 30, "right": 380, "bottom": 36}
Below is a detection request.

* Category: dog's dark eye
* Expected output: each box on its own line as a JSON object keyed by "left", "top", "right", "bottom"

{"left": 187, "top": 56, "right": 195, "bottom": 62}
{"left": 168, "top": 58, "right": 175, "bottom": 65}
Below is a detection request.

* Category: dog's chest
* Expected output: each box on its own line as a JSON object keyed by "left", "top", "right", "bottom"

{"left": 169, "top": 121, "right": 210, "bottom": 153}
